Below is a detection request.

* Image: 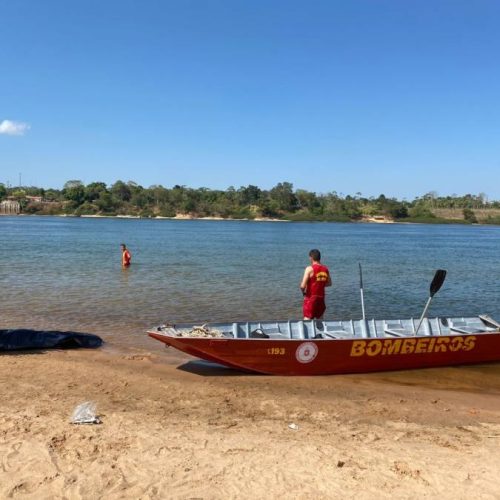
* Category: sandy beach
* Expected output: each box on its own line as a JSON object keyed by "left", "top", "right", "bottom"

{"left": 1, "top": 346, "right": 500, "bottom": 499}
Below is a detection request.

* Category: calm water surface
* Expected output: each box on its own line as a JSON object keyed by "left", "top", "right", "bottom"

{"left": 1, "top": 216, "right": 499, "bottom": 351}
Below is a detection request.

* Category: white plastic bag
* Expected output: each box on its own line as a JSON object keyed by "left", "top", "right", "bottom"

{"left": 71, "top": 401, "right": 101, "bottom": 424}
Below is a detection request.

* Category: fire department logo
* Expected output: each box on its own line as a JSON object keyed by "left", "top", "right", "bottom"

{"left": 296, "top": 342, "right": 318, "bottom": 364}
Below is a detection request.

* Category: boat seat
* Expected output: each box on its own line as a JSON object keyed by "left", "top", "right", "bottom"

{"left": 318, "top": 332, "right": 343, "bottom": 339}
{"left": 384, "top": 328, "right": 408, "bottom": 337}
{"left": 450, "top": 327, "right": 482, "bottom": 335}
{"left": 263, "top": 328, "right": 281, "bottom": 334}
{"left": 270, "top": 333, "right": 290, "bottom": 339}
{"left": 324, "top": 330, "right": 351, "bottom": 338}
{"left": 386, "top": 323, "right": 404, "bottom": 329}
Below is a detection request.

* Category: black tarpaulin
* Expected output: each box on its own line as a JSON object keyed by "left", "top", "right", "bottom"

{"left": 0, "top": 329, "right": 103, "bottom": 351}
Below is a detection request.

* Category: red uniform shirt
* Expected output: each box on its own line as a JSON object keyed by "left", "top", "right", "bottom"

{"left": 305, "top": 264, "right": 330, "bottom": 298}
{"left": 122, "top": 250, "right": 131, "bottom": 267}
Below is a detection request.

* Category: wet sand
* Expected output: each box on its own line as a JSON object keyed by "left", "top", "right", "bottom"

{"left": 1, "top": 346, "right": 500, "bottom": 499}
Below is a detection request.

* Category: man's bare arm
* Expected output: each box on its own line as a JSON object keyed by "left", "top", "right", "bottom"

{"left": 326, "top": 273, "right": 332, "bottom": 287}
{"left": 300, "top": 266, "right": 312, "bottom": 292}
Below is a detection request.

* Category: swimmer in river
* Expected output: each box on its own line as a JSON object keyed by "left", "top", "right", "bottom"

{"left": 121, "top": 243, "right": 131, "bottom": 268}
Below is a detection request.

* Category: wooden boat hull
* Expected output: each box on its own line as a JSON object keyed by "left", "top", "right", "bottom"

{"left": 148, "top": 330, "right": 500, "bottom": 375}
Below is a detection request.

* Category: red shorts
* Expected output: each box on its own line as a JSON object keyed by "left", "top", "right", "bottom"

{"left": 303, "top": 296, "right": 326, "bottom": 319}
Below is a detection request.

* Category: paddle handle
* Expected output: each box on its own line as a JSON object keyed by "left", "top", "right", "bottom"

{"left": 415, "top": 296, "right": 432, "bottom": 335}
{"left": 359, "top": 263, "right": 366, "bottom": 320}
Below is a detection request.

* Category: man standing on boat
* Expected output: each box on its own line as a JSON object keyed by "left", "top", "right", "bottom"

{"left": 121, "top": 243, "right": 132, "bottom": 268}
{"left": 300, "top": 249, "right": 331, "bottom": 319}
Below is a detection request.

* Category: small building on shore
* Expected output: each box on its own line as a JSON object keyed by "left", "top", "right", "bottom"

{"left": 0, "top": 199, "right": 21, "bottom": 215}
{"left": 26, "top": 195, "right": 43, "bottom": 203}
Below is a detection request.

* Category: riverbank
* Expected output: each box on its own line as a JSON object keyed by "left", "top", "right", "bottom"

{"left": 4, "top": 212, "right": 500, "bottom": 226}
{"left": 1, "top": 348, "right": 499, "bottom": 499}
{"left": 1, "top": 213, "right": 289, "bottom": 222}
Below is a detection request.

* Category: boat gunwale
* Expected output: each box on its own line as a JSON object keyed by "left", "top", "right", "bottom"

{"left": 147, "top": 331, "right": 500, "bottom": 341}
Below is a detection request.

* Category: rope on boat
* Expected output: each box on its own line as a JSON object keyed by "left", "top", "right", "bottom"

{"left": 173, "top": 324, "right": 225, "bottom": 338}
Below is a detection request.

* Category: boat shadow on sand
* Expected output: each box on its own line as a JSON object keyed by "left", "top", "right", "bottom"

{"left": 177, "top": 359, "right": 500, "bottom": 391}
{"left": 177, "top": 360, "right": 253, "bottom": 377}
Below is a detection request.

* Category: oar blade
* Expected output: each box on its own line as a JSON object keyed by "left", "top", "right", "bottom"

{"left": 429, "top": 269, "right": 447, "bottom": 297}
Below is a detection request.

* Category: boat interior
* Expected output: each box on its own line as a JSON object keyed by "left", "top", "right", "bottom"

{"left": 157, "top": 315, "right": 500, "bottom": 340}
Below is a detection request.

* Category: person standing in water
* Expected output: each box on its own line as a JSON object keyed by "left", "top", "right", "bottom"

{"left": 300, "top": 249, "right": 331, "bottom": 319}
{"left": 121, "top": 243, "right": 131, "bottom": 268}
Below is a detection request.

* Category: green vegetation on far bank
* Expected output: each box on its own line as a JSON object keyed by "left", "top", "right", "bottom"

{"left": 1, "top": 180, "right": 500, "bottom": 225}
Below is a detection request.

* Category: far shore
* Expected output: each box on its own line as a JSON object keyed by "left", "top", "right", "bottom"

{"left": 4, "top": 213, "right": 290, "bottom": 222}
{"left": 2, "top": 212, "right": 500, "bottom": 226}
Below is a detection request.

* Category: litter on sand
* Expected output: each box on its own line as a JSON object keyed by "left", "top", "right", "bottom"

{"left": 288, "top": 423, "right": 299, "bottom": 430}
{"left": 71, "top": 401, "right": 101, "bottom": 424}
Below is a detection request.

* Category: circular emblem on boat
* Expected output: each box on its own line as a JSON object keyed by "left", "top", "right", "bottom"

{"left": 296, "top": 342, "right": 318, "bottom": 364}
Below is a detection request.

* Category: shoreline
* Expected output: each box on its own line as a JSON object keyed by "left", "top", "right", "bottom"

{"left": 2, "top": 212, "right": 499, "bottom": 226}
{"left": 1, "top": 347, "right": 500, "bottom": 498}
{"left": 1, "top": 213, "right": 289, "bottom": 222}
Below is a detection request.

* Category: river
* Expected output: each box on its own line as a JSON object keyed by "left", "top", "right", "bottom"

{"left": 1, "top": 216, "right": 499, "bottom": 350}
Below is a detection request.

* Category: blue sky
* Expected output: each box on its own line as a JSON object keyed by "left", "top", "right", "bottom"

{"left": 1, "top": 0, "right": 499, "bottom": 198}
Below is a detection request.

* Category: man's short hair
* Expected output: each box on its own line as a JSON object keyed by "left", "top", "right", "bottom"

{"left": 309, "top": 249, "right": 321, "bottom": 261}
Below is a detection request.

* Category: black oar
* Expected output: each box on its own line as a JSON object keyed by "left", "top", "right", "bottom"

{"left": 415, "top": 269, "right": 447, "bottom": 335}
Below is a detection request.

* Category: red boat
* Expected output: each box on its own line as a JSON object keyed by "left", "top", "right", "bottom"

{"left": 147, "top": 315, "right": 500, "bottom": 375}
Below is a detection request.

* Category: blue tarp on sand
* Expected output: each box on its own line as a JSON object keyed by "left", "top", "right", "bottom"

{"left": 0, "top": 329, "right": 103, "bottom": 351}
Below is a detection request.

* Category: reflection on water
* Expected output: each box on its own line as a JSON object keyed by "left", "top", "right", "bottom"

{"left": 1, "top": 217, "right": 499, "bottom": 355}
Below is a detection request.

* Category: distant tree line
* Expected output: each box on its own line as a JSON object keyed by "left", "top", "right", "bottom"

{"left": 1, "top": 180, "right": 499, "bottom": 223}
